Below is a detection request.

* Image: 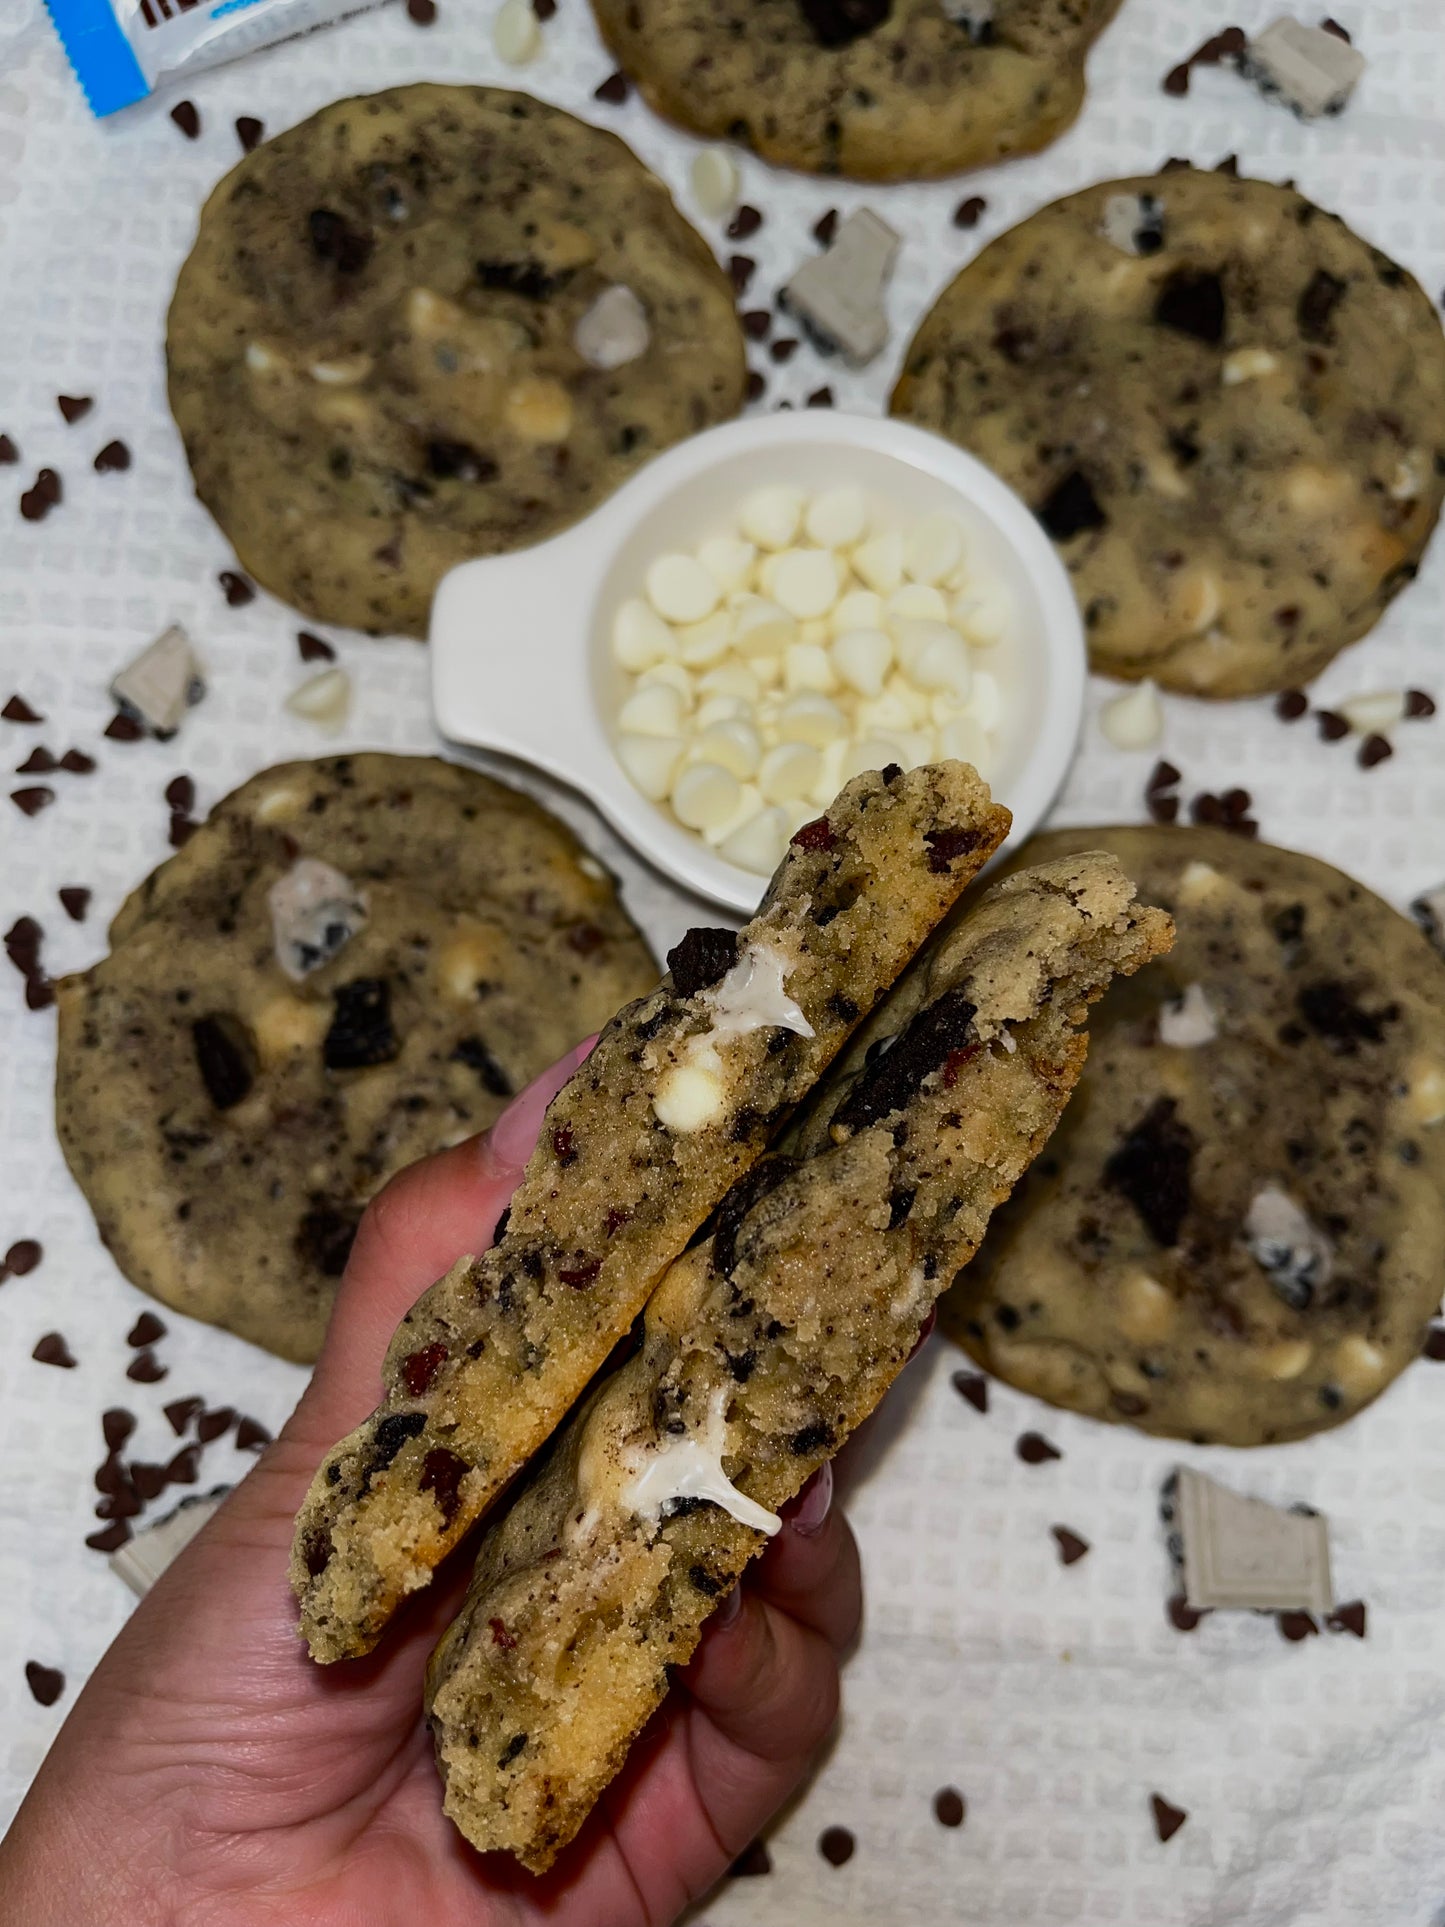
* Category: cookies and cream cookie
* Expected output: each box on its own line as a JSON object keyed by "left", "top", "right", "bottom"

{"left": 423, "top": 850, "right": 1170, "bottom": 1868}
{"left": 167, "top": 85, "right": 746, "bottom": 636}
{"left": 891, "top": 169, "right": 1445, "bottom": 696}
{"left": 942, "top": 827, "right": 1445, "bottom": 1444}
{"left": 590, "top": 0, "right": 1123, "bottom": 181}
{"left": 55, "top": 755, "right": 655, "bottom": 1363}
{"left": 292, "top": 761, "right": 1010, "bottom": 1662}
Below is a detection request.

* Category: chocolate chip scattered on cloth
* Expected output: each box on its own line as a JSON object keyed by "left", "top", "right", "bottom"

{"left": 891, "top": 168, "right": 1445, "bottom": 696}
{"left": 587, "top": 0, "right": 1123, "bottom": 180}
{"left": 53, "top": 753, "right": 656, "bottom": 1362}
{"left": 165, "top": 84, "right": 746, "bottom": 637}
{"left": 942, "top": 825, "right": 1445, "bottom": 1444}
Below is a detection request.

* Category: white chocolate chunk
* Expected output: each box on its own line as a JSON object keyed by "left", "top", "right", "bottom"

{"left": 505, "top": 377, "right": 572, "bottom": 443}
{"left": 619, "top": 682, "right": 687, "bottom": 738}
{"left": 573, "top": 285, "right": 650, "bottom": 370}
{"left": 691, "top": 146, "right": 740, "bottom": 219}
{"left": 770, "top": 548, "right": 840, "bottom": 620}
{"left": 832, "top": 626, "right": 893, "bottom": 697}
{"left": 621, "top": 1388, "right": 781, "bottom": 1535}
{"left": 739, "top": 484, "right": 804, "bottom": 551}
{"left": 732, "top": 595, "right": 796, "bottom": 657}
{"left": 936, "top": 714, "right": 989, "bottom": 767}
{"left": 1099, "top": 678, "right": 1164, "bottom": 750}
{"left": 493, "top": 0, "right": 541, "bottom": 62}
{"left": 830, "top": 588, "right": 884, "bottom": 635}
{"left": 720, "top": 805, "right": 788, "bottom": 875}
{"left": 617, "top": 732, "right": 684, "bottom": 801}
{"left": 672, "top": 761, "right": 741, "bottom": 831}
{"left": 1404, "top": 1060, "right": 1445, "bottom": 1127}
{"left": 674, "top": 611, "right": 733, "bottom": 668}
{"left": 1222, "top": 346, "right": 1279, "bottom": 386}
{"left": 1158, "top": 981, "right": 1218, "bottom": 1047}
{"left": 697, "top": 534, "right": 756, "bottom": 593}
{"left": 804, "top": 486, "right": 868, "bottom": 548}
{"left": 852, "top": 529, "right": 905, "bottom": 595}
{"left": 1338, "top": 689, "right": 1405, "bottom": 736}
{"left": 646, "top": 554, "right": 720, "bottom": 625}
{"left": 695, "top": 693, "right": 751, "bottom": 731}
{"left": 284, "top": 667, "right": 351, "bottom": 732}
{"left": 1100, "top": 190, "right": 1165, "bottom": 257}
{"left": 758, "top": 741, "right": 822, "bottom": 802}
{"left": 611, "top": 597, "right": 675, "bottom": 672}
{"left": 268, "top": 859, "right": 368, "bottom": 981}
{"left": 776, "top": 692, "right": 848, "bottom": 748}
{"left": 904, "top": 514, "right": 967, "bottom": 586}
{"left": 783, "top": 641, "right": 837, "bottom": 693}
{"left": 652, "top": 1059, "right": 726, "bottom": 1133}
{"left": 694, "top": 718, "right": 762, "bottom": 779}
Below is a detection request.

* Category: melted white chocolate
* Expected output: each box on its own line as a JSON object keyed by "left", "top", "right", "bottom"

{"left": 702, "top": 942, "right": 814, "bottom": 1044}
{"left": 620, "top": 1388, "right": 781, "bottom": 1537}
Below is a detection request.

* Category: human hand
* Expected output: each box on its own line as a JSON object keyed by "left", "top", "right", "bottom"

{"left": 0, "top": 1041, "right": 861, "bottom": 1927}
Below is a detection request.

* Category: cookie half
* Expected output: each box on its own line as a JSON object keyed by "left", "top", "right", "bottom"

{"left": 292, "top": 762, "right": 1009, "bottom": 1661}
{"left": 423, "top": 849, "right": 1170, "bottom": 1868}
{"left": 891, "top": 169, "right": 1445, "bottom": 695}
{"left": 941, "top": 826, "right": 1445, "bottom": 1444}
{"left": 591, "top": 0, "right": 1122, "bottom": 181}
{"left": 55, "top": 755, "right": 655, "bottom": 1363}
{"left": 167, "top": 84, "right": 746, "bottom": 636}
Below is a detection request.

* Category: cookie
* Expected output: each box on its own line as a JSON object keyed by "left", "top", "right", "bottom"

{"left": 941, "top": 827, "right": 1445, "bottom": 1444}
{"left": 166, "top": 85, "right": 746, "bottom": 637}
{"left": 424, "top": 850, "right": 1171, "bottom": 1868}
{"left": 590, "top": 0, "right": 1122, "bottom": 181}
{"left": 891, "top": 170, "right": 1445, "bottom": 696}
{"left": 55, "top": 755, "right": 655, "bottom": 1364}
{"left": 292, "top": 761, "right": 1009, "bottom": 1662}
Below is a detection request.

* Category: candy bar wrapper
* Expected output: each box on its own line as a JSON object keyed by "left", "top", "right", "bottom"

{"left": 43, "top": 0, "right": 383, "bottom": 117}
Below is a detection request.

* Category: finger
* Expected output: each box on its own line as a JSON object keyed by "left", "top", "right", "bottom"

{"left": 745, "top": 1465, "right": 863, "bottom": 1656}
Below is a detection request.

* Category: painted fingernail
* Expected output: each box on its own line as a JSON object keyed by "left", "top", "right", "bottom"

{"left": 485, "top": 1037, "right": 596, "bottom": 1172}
{"left": 714, "top": 1584, "right": 743, "bottom": 1629}
{"left": 907, "top": 1306, "right": 937, "bottom": 1361}
{"left": 782, "top": 1459, "right": 833, "bottom": 1538}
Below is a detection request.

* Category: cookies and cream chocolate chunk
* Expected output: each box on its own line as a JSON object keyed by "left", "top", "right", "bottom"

{"left": 292, "top": 762, "right": 1010, "bottom": 1663}
{"left": 166, "top": 85, "right": 745, "bottom": 637}
{"left": 892, "top": 170, "right": 1445, "bottom": 697}
{"left": 55, "top": 754, "right": 655, "bottom": 1363}
{"left": 942, "top": 827, "right": 1445, "bottom": 1443}
{"left": 423, "top": 851, "right": 1171, "bottom": 1868}
{"left": 588, "top": 0, "right": 1123, "bottom": 181}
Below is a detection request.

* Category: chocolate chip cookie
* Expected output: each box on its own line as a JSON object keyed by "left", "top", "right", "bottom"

{"left": 591, "top": 0, "right": 1121, "bottom": 181}
{"left": 55, "top": 755, "right": 655, "bottom": 1363}
{"left": 941, "top": 827, "right": 1445, "bottom": 1444}
{"left": 292, "top": 762, "right": 1009, "bottom": 1662}
{"left": 891, "top": 169, "right": 1445, "bottom": 695}
{"left": 167, "top": 85, "right": 746, "bottom": 636}
{"left": 424, "top": 850, "right": 1171, "bottom": 1868}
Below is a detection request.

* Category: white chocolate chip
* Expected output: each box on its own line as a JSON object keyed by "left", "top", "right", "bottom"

{"left": 694, "top": 717, "right": 762, "bottom": 779}
{"left": 695, "top": 693, "right": 751, "bottom": 731}
{"left": 1099, "top": 678, "right": 1164, "bottom": 750}
{"left": 783, "top": 641, "right": 837, "bottom": 693}
{"left": 936, "top": 713, "right": 988, "bottom": 767}
{"left": 1388, "top": 451, "right": 1428, "bottom": 501}
{"left": 830, "top": 588, "right": 884, "bottom": 635}
{"left": 720, "top": 804, "right": 788, "bottom": 875}
{"left": 245, "top": 340, "right": 283, "bottom": 374}
{"left": 701, "top": 782, "right": 763, "bottom": 848}
{"left": 646, "top": 553, "right": 720, "bottom": 625}
{"left": 770, "top": 548, "right": 840, "bottom": 620}
{"left": 776, "top": 692, "right": 847, "bottom": 749}
{"left": 894, "top": 620, "right": 972, "bottom": 699}
{"left": 619, "top": 682, "right": 687, "bottom": 738}
{"left": 852, "top": 529, "right": 905, "bottom": 595}
{"left": 573, "top": 285, "right": 650, "bottom": 370}
{"left": 617, "top": 732, "right": 684, "bottom": 800}
{"left": 1222, "top": 346, "right": 1279, "bottom": 386}
{"left": 702, "top": 941, "right": 815, "bottom": 1041}
{"left": 966, "top": 669, "right": 1002, "bottom": 733}
{"left": 804, "top": 486, "right": 868, "bottom": 548}
{"left": 904, "top": 514, "right": 966, "bottom": 585}
{"left": 309, "top": 353, "right": 373, "bottom": 386}
{"left": 1405, "top": 1060, "right": 1445, "bottom": 1127}
{"left": 493, "top": 0, "right": 541, "bottom": 63}
{"left": 838, "top": 736, "right": 902, "bottom": 782}
{"left": 1158, "top": 981, "right": 1218, "bottom": 1047}
{"left": 674, "top": 611, "right": 734, "bottom": 668}
{"left": 697, "top": 534, "right": 756, "bottom": 593}
{"left": 1330, "top": 1334, "right": 1386, "bottom": 1393}
{"left": 284, "top": 667, "right": 351, "bottom": 732}
{"left": 652, "top": 1059, "right": 726, "bottom": 1132}
{"left": 505, "top": 377, "right": 572, "bottom": 443}
{"left": 758, "top": 740, "right": 822, "bottom": 802}
{"left": 637, "top": 660, "right": 695, "bottom": 705}
{"left": 831, "top": 626, "right": 893, "bottom": 697}
{"left": 952, "top": 579, "right": 1011, "bottom": 646}
{"left": 886, "top": 583, "right": 949, "bottom": 625}
{"left": 739, "top": 484, "right": 804, "bottom": 551}
{"left": 1178, "top": 860, "right": 1223, "bottom": 902}
{"left": 611, "top": 598, "right": 675, "bottom": 672}
{"left": 732, "top": 595, "right": 796, "bottom": 658}
{"left": 699, "top": 661, "right": 761, "bottom": 703}
{"left": 691, "top": 146, "right": 740, "bottom": 219}
{"left": 1338, "top": 689, "right": 1405, "bottom": 736}
{"left": 672, "top": 760, "right": 741, "bottom": 831}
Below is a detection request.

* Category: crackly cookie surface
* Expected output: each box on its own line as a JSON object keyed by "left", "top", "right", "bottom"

{"left": 591, "top": 0, "right": 1121, "bottom": 181}
{"left": 292, "top": 762, "right": 1009, "bottom": 1662}
{"left": 423, "top": 851, "right": 1170, "bottom": 1869}
{"left": 891, "top": 169, "right": 1445, "bottom": 695}
{"left": 166, "top": 85, "right": 745, "bottom": 636}
{"left": 54, "top": 755, "right": 654, "bottom": 1363}
{"left": 942, "top": 827, "right": 1445, "bottom": 1444}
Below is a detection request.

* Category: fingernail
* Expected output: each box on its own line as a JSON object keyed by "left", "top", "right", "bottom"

{"left": 485, "top": 1037, "right": 596, "bottom": 1173}
{"left": 907, "top": 1306, "right": 937, "bottom": 1362}
{"left": 782, "top": 1459, "right": 833, "bottom": 1538}
{"left": 714, "top": 1584, "right": 743, "bottom": 1629}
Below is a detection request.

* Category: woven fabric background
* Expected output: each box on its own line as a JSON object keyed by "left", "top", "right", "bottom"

{"left": 1, "top": 2, "right": 1442, "bottom": 1921}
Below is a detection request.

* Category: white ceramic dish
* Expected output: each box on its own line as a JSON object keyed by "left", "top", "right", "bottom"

{"left": 431, "top": 412, "right": 1085, "bottom": 914}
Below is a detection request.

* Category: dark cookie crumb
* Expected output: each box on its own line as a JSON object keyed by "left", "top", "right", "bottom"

{"left": 1104, "top": 1095, "right": 1195, "bottom": 1245}
{"left": 933, "top": 1786, "right": 966, "bottom": 1828}
{"left": 170, "top": 100, "right": 201, "bottom": 139}
{"left": 1151, "top": 1793, "right": 1188, "bottom": 1842}
{"left": 818, "top": 1825, "right": 855, "bottom": 1867}
{"left": 25, "top": 1661, "right": 64, "bottom": 1706}
{"left": 1051, "top": 1525, "right": 1090, "bottom": 1565}
{"left": 667, "top": 926, "right": 739, "bottom": 998}
{"left": 450, "top": 1036, "right": 512, "bottom": 1097}
{"left": 1153, "top": 268, "right": 1227, "bottom": 345}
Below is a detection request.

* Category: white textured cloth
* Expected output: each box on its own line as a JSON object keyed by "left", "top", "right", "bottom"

{"left": 1, "top": 3, "right": 1443, "bottom": 1922}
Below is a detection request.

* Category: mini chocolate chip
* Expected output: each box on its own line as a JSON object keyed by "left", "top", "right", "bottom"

{"left": 102, "top": 1408, "right": 135, "bottom": 1451}
{"left": 807, "top": 386, "right": 834, "bottom": 408}
{"left": 533, "top": 0, "right": 556, "bottom": 15}
{"left": 1316, "top": 709, "right": 1349, "bottom": 741}
{"left": 1154, "top": 267, "right": 1227, "bottom": 345}
{"left": 933, "top": 1787, "right": 965, "bottom": 1828}
{"left": 731, "top": 1839, "right": 772, "bottom": 1877}
{"left": 951, "top": 1370, "right": 988, "bottom": 1413}
{"left": 166, "top": 1445, "right": 200, "bottom": 1485}
{"left": 197, "top": 1406, "right": 235, "bottom": 1444}
{"left": 1016, "top": 1432, "right": 1061, "bottom": 1465}
{"left": 952, "top": 196, "right": 986, "bottom": 228}
{"left": 727, "top": 204, "right": 763, "bottom": 240}
{"left": 126, "top": 1348, "right": 167, "bottom": 1383}
{"left": 19, "top": 487, "right": 48, "bottom": 522}
{"left": 164, "top": 1397, "right": 202, "bottom": 1435}
{"left": 667, "top": 926, "right": 740, "bottom": 998}
{"left": 235, "top": 1416, "right": 271, "bottom": 1450}
{"left": 170, "top": 101, "right": 200, "bottom": 138}
{"left": 813, "top": 208, "right": 839, "bottom": 246}
{"left": 93, "top": 440, "right": 130, "bottom": 473}
{"left": 742, "top": 309, "right": 771, "bottom": 340}
{"left": 1051, "top": 1526, "right": 1090, "bottom": 1565}
{"left": 85, "top": 1520, "right": 132, "bottom": 1553}
{"left": 401, "top": 1342, "right": 448, "bottom": 1396}
{"left": 770, "top": 336, "right": 800, "bottom": 363}
{"left": 11, "top": 787, "right": 55, "bottom": 816}
{"left": 165, "top": 774, "right": 195, "bottom": 813}
{"left": 25, "top": 1661, "right": 64, "bottom": 1706}
{"left": 324, "top": 978, "right": 399, "bottom": 1070}
{"left": 297, "top": 630, "right": 336, "bottom": 663}
{"left": 104, "top": 713, "right": 143, "bottom": 741}
{"left": 728, "top": 254, "right": 756, "bottom": 295}
{"left": 219, "top": 570, "right": 255, "bottom": 606}
{"left": 57, "top": 394, "right": 92, "bottom": 424}
{"left": 127, "top": 1311, "right": 166, "bottom": 1347}
{"left": 1167, "top": 1593, "right": 1208, "bottom": 1632}
{"left": 594, "top": 70, "right": 630, "bottom": 103}
{"left": 193, "top": 1013, "right": 257, "bottom": 1109}
{"left": 16, "top": 748, "right": 55, "bottom": 773}
{"left": 1146, "top": 759, "right": 1181, "bottom": 794}
{"left": 236, "top": 115, "right": 264, "bottom": 151}
{"left": 1325, "top": 1599, "right": 1367, "bottom": 1637}
{"left": 1151, "top": 1794, "right": 1187, "bottom": 1842}
{"left": 58, "top": 748, "right": 95, "bottom": 774}
{"left": 818, "top": 1825, "right": 855, "bottom": 1866}
{"left": 3, "top": 695, "right": 41, "bottom": 722}
{"left": 1038, "top": 469, "right": 1107, "bottom": 540}
{"left": 1320, "top": 16, "right": 1350, "bottom": 39}
{"left": 745, "top": 370, "right": 766, "bottom": 402}
{"left": 28, "top": 469, "right": 55, "bottom": 504}
{"left": 1162, "top": 61, "right": 1191, "bottom": 94}
{"left": 1358, "top": 733, "right": 1393, "bottom": 769}
{"left": 1278, "top": 1610, "right": 1319, "bottom": 1642}
{"left": 1405, "top": 689, "right": 1436, "bottom": 718}
{"left": 33, "top": 1332, "right": 76, "bottom": 1368}
{"left": 0, "top": 435, "right": 17, "bottom": 464}
{"left": 1104, "top": 1096, "right": 1195, "bottom": 1246}
{"left": 420, "top": 1446, "right": 468, "bottom": 1523}
{"left": 1424, "top": 1327, "right": 1445, "bottom": 1361}
{"left": 1275, "top": 689, "right": 1308, "bottom": 721}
